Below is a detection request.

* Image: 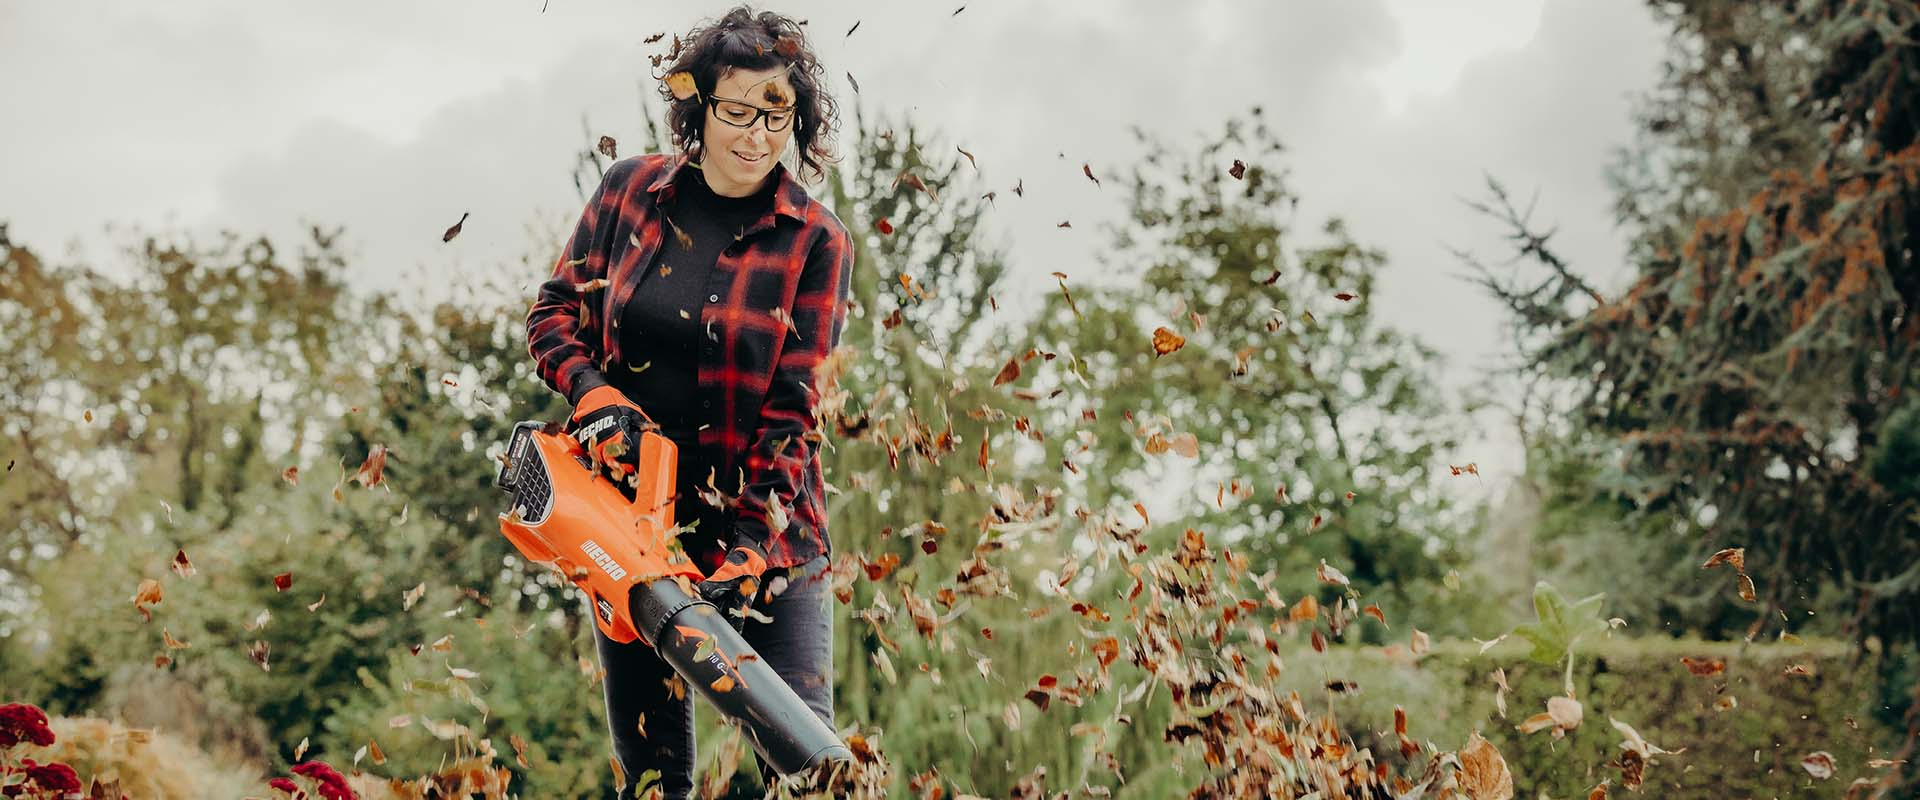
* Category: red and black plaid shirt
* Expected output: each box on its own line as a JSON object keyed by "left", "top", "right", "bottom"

{"left": 527, "top": 152, "right": 854, "bottom": 569}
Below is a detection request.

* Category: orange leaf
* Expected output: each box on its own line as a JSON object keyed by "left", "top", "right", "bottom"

{"left": 1151, "top": 326, "right": 1185, "bottom": 356}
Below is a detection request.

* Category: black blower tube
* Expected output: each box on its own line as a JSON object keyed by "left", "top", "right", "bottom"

{"left": 629, "top": 575, "right": 853, "bottom": 775}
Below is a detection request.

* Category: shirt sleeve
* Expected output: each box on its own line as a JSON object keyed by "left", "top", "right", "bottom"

{"left": 729, "top": 217, "right": 855, "bottom": 554}
{"left": 526, "top": 160, "right": 632, "bottom": 406}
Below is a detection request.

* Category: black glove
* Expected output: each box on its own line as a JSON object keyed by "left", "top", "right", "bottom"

{"left": 566, "top": 384, "right": 658, "bottom": 493}
{"left": 697, "top": 541, "right": 770, "bottom": 633}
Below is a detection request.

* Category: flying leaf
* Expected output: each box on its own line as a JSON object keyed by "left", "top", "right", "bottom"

{"left": 993, "top": 357, "right": 1021, "bottom": 387}
{"left": 132, "top": 579, "right": 163, "bottom": 622}
{"left": 1316, "top": 560, "right": 1350, "bottom": 587}
{"left": 171, "top": 549, "right": 195, "bottom": 579}
{"left": 1679, "top": 656, "right": 1725, "bottom": 677}
{"left": 403, "top": 582, "right": 427, "bottom": 611}
{"left": 1701, "top": 547, "right": 1745, "bottom": 571}
{"left": 665, "top": 71, "right": 698, "bottom": 101}
{"left": 1457, "top": 732, "right": 1514, "bottom": 800}
{"left": 1082, "top": 163, "right": 1100, "bottom": 187}
{"left": 597, "top": 135, "right": 618, "bottom": 160}
{"left": 273, "top": 572, "right": 292, "bottom": 592}
{"left": 1151, "top": 327, "right": 1185, "bottom": 357}
{"left": 441, "top": 212, "right": 469, "bottom": 243}
{"left": 352, "top": 444, "right": 389, "bottom": 488}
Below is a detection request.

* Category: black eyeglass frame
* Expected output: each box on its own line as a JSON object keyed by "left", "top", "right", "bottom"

{"left": 705, "top": 95, "right": 797, "bottom": 132}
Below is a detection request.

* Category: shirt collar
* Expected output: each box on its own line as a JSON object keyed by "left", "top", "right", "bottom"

{"left": 648, "top": 150, "right": 806, "bottom": 223}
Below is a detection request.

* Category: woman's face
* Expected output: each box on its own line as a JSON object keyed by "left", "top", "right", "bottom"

{"left": 699, "top": 65, "right": 798, "bottom": 197}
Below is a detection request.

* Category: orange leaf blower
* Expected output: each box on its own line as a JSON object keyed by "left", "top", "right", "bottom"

{"left": 492, "top": 420, "right": 852, "bottom": 775}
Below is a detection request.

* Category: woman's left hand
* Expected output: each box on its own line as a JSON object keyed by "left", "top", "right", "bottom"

{"left": 698, "top": 541, "right": 769, "bottom": 632}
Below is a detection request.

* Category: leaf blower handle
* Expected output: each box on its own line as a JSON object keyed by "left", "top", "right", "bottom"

{"left": 567, "top": 385, "right": 658, "bottom": 495}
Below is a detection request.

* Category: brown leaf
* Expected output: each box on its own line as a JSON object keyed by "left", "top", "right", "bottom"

{"left": 171, "top": 549, "right": 195, "bottom": 579}
{"left": 597, "top": 135, "right": 618, "bottom": 160}
{"left": 1801, "top": 751, "right": 1836, "bottom": 780}
{"left": 162, "top": 628, "right": 191, "bottom": 650}
{"left": 441, "top": 212, "right": 469, "bottom": 243}
{"left": 1333, "top": 291, "right": 1357, "bottom": 302}
{"left": 281, "top": 466, "right": 299, "bottom": 486}
{"left": 368, "top": 738, "right": 386, "bottom": 766}
{"left": 352, "top": 444, "right": 389, "bottom": 488}
{"left": 1457, "top": 731, "right": 1514, "bottom": 800}
{"left": 1701, "top": 547, "right": 1745, "bottom": 571}
{"left": 1680, "top": 656, "right": 1725, "bottom": 677}
{"left": 860, "top": 552, "right": 900, "bottom": 582}
{"left": 993, "top": 356, "right": 1021, "bottom": 386}
{"left": 896, "top": 171, "right": 939, "bottom": 204}
{"left": 511, "top": 734, "right": 530, "bottom": 768}
{"left": 248, "top": 640, "right": 271, "bottom": 672}
{"left": 1082, "top": 163, "right": 1100, "bottom": 187}
{"left": 1228, "top": 159, "right": 1247, "bottom": 180}
{"left": 956, "top": 146, "right": 977, "bottom": 170}
{"left": 273, "top": 572, "right": 293, "bottom": 592}
{"left": 1735, "top": 572, "right": 1757, "bottom": 602}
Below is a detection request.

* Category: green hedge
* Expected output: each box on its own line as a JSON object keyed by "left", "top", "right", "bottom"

{"left": 1279, "top": 635, "right": 1907, "bottom": 798}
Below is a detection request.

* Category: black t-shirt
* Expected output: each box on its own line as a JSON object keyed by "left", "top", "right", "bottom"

{"left": 610, "top": 162, "right": 774, "bottom": 559}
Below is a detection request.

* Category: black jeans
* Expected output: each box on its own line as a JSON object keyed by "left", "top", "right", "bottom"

{"left": 593, "top": 539, "right": 835, "bottom": 799}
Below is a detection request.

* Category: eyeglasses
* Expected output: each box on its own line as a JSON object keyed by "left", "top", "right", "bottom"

{"left": 706, "top": 95, "right": 796, "bottom": 132}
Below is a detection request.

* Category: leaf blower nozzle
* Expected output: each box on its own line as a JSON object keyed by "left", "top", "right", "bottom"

{"left": 493, "top": 420, "right": 852, "bottom": 775}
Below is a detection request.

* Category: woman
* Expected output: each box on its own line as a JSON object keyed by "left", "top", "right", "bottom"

{"left": 524, "top": 6, "right": 851, "bottom": 797}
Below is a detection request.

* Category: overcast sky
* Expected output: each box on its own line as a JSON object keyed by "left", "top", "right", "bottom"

{"left": 0, "top": 0, "right": 1666, "bottom": 500}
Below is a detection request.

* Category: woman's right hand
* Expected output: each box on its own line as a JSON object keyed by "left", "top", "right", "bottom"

{"left": 566, "top": 384, "right": 658, "bottom": 484}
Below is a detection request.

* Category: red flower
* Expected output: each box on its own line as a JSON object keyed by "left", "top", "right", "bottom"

{"left": 267, "top": 776, "right": 305, "bottom": 798}
{"left": 291, "top": 761, "right": 355, "bottom": 800}
{"left": 0, "top": 703, "right": 56, "bottom": 749}
{"left": 24, "top": 760, "right": 82, "bottom": 794}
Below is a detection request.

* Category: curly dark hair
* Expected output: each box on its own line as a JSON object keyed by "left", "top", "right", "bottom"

{"left": 656, "top": 5, "right": 841, "bottom": 185}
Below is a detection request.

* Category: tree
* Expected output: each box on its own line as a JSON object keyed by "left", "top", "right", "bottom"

{"left": 1471, "top": 0, "right": 1919, "bottom": 647}
{"left": 1016, "top": 107, "right": 1482, "bottom": 634}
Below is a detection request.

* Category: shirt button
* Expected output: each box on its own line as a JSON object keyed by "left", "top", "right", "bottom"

{"left": 708, "top": 294, "right": 719, "bottom": 302}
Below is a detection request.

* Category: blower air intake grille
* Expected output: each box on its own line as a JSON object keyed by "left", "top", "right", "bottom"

{"left": 496, "top": 422, "right": 554, "bottom": 526}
